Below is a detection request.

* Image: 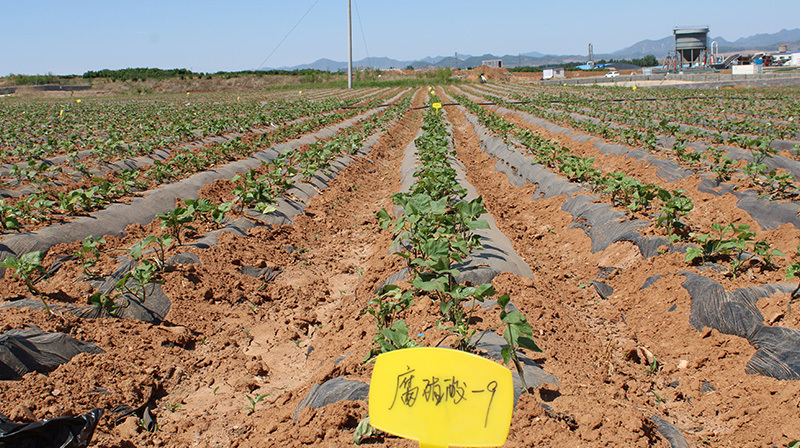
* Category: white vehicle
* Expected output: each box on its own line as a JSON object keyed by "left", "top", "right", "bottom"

{"left": 605, "top": 71, "right": 620, "bottom": 78}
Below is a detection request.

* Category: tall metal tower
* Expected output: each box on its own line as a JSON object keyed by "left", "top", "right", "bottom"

{"left": 347, "top": 0, "right": 353, "bottom": 89}
{"left": 673, "top": 27, "right": 709, "bottom": 67}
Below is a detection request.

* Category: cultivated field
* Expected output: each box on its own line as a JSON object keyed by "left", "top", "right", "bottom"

{"left": 1, "top": 81, "right": 800, "bottom": 447}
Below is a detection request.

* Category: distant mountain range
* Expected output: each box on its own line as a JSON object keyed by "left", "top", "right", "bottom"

{"left": 274, "top": 28, "right": 800, "bottom": 71}
{"left": 609, "top": 28, "right": 800, "bottom": 58}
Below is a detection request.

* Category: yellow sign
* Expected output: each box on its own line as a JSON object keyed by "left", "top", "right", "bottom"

{"left": 369, "top": 347, "right": 513, "bottom": 448}
{"left": 432, "top": 102, "right": 442, "bottom": 112}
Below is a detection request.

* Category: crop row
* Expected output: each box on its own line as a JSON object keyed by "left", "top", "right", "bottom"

{"left": 1, "top": 90, "right": 413, "bottom": 320}
{"left": 478, "top": 83, "right": 800, "bottom": 141}
{"left": 0, "top": 89, "right": 406, "bottom": 234}
{"left": 471, "top": 83, "right": 800, "bottom": 151}
{"left": 364, "top": 89, "right": 541, "bottom": 410}
{"left": 0, "top": 87, "right": 387, "bottom": 165}
{"left": 445, "top": 84, "right": 800, "bottom": 375}
{"left": 464, "top": 85, "right": 800, "bottom": 202}
{"left": 449, "top": 87, "right": 791, "bottom": 282}
{"left": 0, "top": 92, "right": 376, "bottom": 190}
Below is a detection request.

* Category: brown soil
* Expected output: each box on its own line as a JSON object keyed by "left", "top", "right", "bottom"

{"left": 6, "top": 76, "right": 344, "bottom": 98}
{"left": 1, "top": 86, "right": 799, "bottom": 448}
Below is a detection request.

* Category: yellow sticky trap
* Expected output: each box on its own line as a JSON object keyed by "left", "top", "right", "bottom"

{"left": 432, "top": 102, "right": 442, "bottom": 113}
{"left": 59, "top": 110, "right": 64, "bottom": 117}
{"left": 76, "top": 99, "right": 81, "bottom": 103}
{"left": 632, "top": 86, "right": 637, "bottom": 91}
{"left": 369, "top": 347, "right": 513, "bottom": 448}
{"left": 299, "top": 90, "right": 302, "bottom": 94}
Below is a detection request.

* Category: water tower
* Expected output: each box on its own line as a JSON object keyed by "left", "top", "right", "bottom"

{"left": 673, "top": 27, "right": 709, "bottom": 67}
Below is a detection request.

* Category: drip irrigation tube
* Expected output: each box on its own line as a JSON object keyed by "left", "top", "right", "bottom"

{"left": 340, "top": 103, "right": 394, "bottom": 109}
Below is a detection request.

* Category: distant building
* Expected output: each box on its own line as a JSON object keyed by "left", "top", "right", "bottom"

{"left": 602, "top": 62, "right": 641, "bottom": 71}
{"left": 482, "top": 59, "right": 503, "bottom": 68}
{"left": 576, "top": 62, "right": 642, "bottom": 71}
{"left": 732, "top": 64, "right": 763, "bottom": 75}
{"left": 772, "top": 51, "right": 800, "bottom": 67}
{"left": 542, "top": 67, "right": 565, "bottom": 80}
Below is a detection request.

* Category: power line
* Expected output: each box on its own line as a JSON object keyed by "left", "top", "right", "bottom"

{"left": 352, "top": 0, "right": 371, "bottom": 69}
{"left": 256, "top": 0, "right": 322, "bottom": 70}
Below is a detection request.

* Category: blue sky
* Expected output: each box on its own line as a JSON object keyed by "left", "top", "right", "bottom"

{"left": 3, "top": 0, "right": 798, "bottom": 75}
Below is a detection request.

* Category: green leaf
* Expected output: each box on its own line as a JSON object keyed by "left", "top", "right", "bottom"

{"left": 685, "top": 247, "right": 703, "bottom": 263}
{"left": 412, "top": 274, "right": 448, "bottom": 292}
{"left": 376, "top": 208, "right": 392, "bottom": 230}
{"left": 787, "top": 263, "right": 800, "bottom": 280}
{"left": 256, "top": 203, "right": 276, "bottom": 214}
{"left": 353, "top": 417, "right": 374, "bottom": 445}
{"left": 504, "top": 324, "right": 521, "bottom": 345}
{"left": 515, "top": 320, "right": 534, "bottom": 338}
{"left": 500, "top": 346, "right": 512, "bottom": 365}
{"left": 141, "top": 234, "right": 156, "bottom": 247}
{"left": 517, "top": 336, "right": 543, "bottom": 353}
{"left": 468, "top": 219, "right": 490, "bottom": 230}
{"left": 377, "top": 320, "right": 413, "bottom": 350}
{"left": 429, "top": 197, "right": 447, "bottom": 215}
{"left": 473, "top": 283, "right": 496, "bottom": 299}
{"left": 377, "top": 284, "right": 401, "bottom": 297}
{"left": 129, "top": 242, "right": 144, "bottom": 261}
{"left": 440, "top": 300, "right": 453, "bottom": 316}
{"left": 497, "top": 294, "right": 510, "bottom": 309}
{"left": 502, "top": 310, "right": 526, "bottom": 325}
{"left": 159, "top": 235, "right": 174, "bottom": 248}
{"left": 0, "top": 256, "right": 20, "bottom": 270}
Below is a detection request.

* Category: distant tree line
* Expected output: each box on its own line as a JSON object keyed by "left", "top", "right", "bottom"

{"left": 595, "top": 55, "right": 659, "bottom": 67}
{"left": 82, "top": 68, "right": 196, "bottom": 81}
{"left": 508, "top": 66, "right": 544, "bottom": 73}
{"left": 80, "top": 67, "right": 334, "bottom": 82}
{"left": 6, "top": 66, "right": 451, "bottom": 87}
{"left": 211, "top": 69, "right": 333, "bottom": 77}
{"left": 7, "top": 73, "right": 79, "bottom": 85}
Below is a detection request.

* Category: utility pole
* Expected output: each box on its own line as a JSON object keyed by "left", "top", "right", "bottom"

{"left": 455, "top": 52, "right": 458, "bottom": 69}
{"left": 347, "top": 0, "right": 353, "bottom": 89}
